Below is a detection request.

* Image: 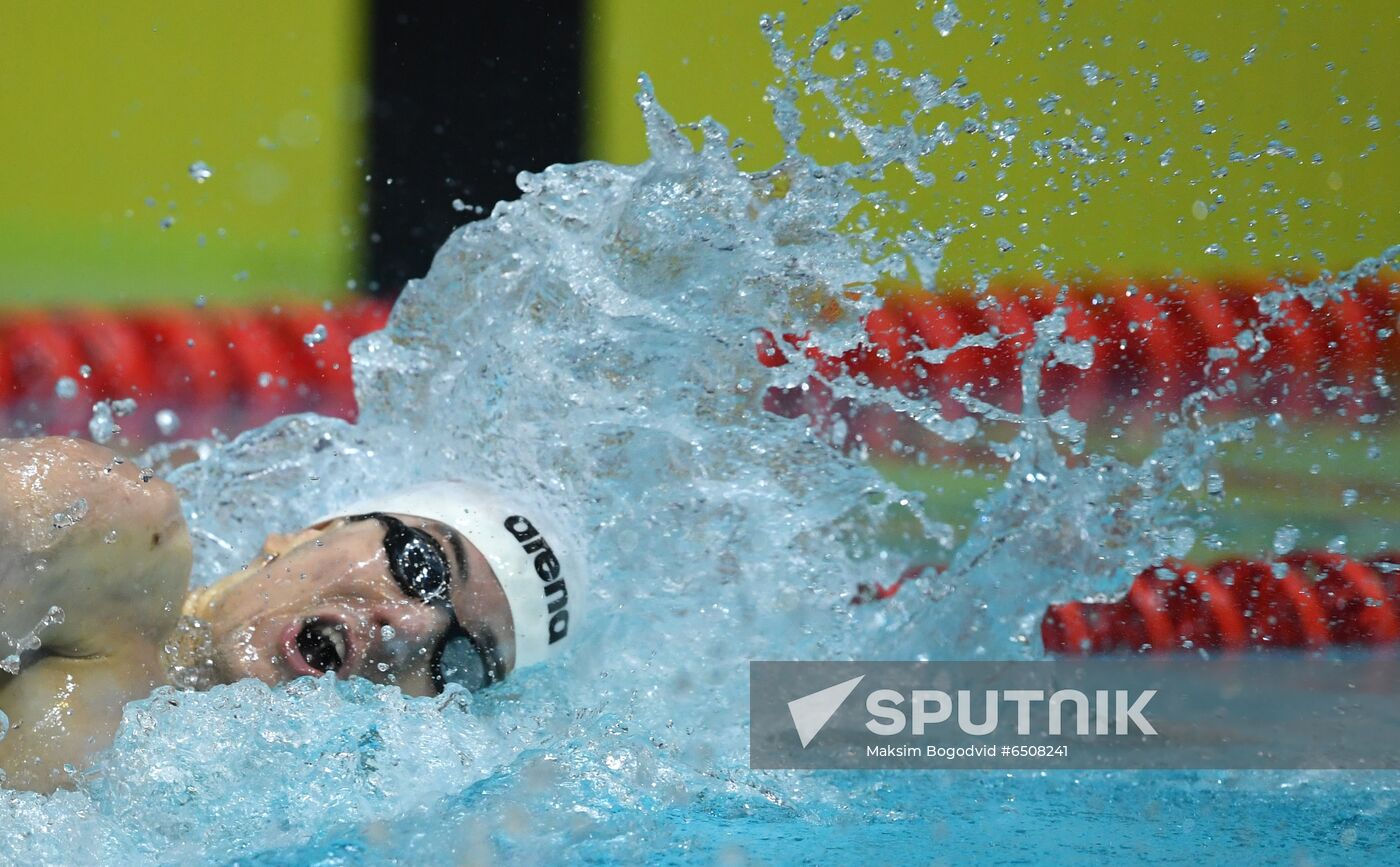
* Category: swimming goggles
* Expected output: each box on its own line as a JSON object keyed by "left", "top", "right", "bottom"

{"left": 350, "top": 512, "right": 506, "bottom": 692}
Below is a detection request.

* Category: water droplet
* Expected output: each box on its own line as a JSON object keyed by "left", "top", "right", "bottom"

{"left": 303, "top": 324, "right": 329, "bottom": 347}
{"left": 1191, "top": 200, "right": 1208, "bottom": 220}
{"left": 872, "top": 39, "right": 893, "bottom": 62}
{"left": 156, "top": 409, "right": 182, "bottom": 437}
{"left": 89, "top": 403, "right": 119, "bottom": 443}
{"left": 1341, "top": 489, "right": 1358, "bottom": 507}
{"left": 933, "top": 1, "right": 961, "bottom": 36}
{"left": 1038, "top": 93, "right": 1061, "bottom": 114}
{"left": 380, "top": 625, "right": 396, "bottom": 641}
{"left": 55, "top": 377, "right": 78, "bottom": 400}
{"left": 160, "top": 216, "right": 175, "bottom": 230}
{"left": 1206, "top": 472, "right": 1224, "bottom": 498}
{"left": 53, "top": 498, "right": 89, "bottom": 530}
{"left": 1272, "top": 524, "right": 1300, "bottom": 555}
{"left": 188, "top": 161, "right": 213, "bottom": 183}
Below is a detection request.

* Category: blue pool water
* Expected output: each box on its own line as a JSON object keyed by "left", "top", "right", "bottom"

{"left": 3, "top": 7, "right": 1398, "bottom": 865}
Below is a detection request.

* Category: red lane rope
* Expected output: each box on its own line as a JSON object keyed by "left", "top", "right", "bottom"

{"left": 1040, "top": 552, "right": 1400, "bottom": 654}
{"left": 852, "top": 552, "right": 1400, "bottom": 655}
{"left": 0, "top": 300, "right": 391, "bottom": 439}
{"left": 762, "top": 277, "right": 1400, "bottom": 452}
{"left": 3, "top": 278, "right": 1395, "bottom": 441}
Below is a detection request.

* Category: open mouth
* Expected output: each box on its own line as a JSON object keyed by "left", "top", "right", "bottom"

{"left": 282, "top": 617, "right": 354, "bottom": 676}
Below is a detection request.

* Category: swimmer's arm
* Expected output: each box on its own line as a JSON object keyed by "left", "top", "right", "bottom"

{"left": 0, "top": 644, "right": 164, "bottom": 793}
{"left": 0, "top": 437, "right": 192, "bottom": 661}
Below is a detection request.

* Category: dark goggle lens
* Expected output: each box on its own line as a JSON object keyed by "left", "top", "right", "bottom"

{"left": 436, "top": 635, "right": 494, "bottom": 692}
{"left": 389, "top": 529, "right": 450, "bottom": 602}
{"left": 355, "top": 513, "right": 451, "bottom": 603}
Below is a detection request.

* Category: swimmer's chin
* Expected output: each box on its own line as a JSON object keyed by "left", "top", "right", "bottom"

{"left": 176, "top": 569, "right": 285, "bottom": 687}
{"left": 182, "top": 563, "right": 261, "bottom": 622}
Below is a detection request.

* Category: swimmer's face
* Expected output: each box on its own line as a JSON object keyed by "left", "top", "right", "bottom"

{"left": 194, "top": 514, "right": 517, "bottom": 696}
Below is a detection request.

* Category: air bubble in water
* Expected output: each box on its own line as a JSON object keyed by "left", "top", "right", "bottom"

{"left": 188, "top": 161, "right": 214, "bottom": 183}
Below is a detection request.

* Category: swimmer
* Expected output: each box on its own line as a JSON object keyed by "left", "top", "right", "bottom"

{"left": 0, "top": 436, "right": 579, "bottom": 792}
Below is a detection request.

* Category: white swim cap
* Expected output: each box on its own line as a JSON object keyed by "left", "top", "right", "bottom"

{"left": 321, "top": 481, "right": 582, "bottom": 672}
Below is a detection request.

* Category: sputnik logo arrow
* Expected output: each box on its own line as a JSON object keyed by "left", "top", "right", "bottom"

{"left": 787, "top": 675, "right": 865, "bottom": 748}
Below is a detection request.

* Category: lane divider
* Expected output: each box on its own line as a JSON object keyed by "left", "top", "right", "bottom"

{"left": 762, "top": 276, "right": 1398, "bottom": 453}
{"left": 0, "top": 300, "right": 391, "bottom": 439}
{"left": 850, "top": 553, "right": 1400, "bottom": 654}
{"left": 2, "top": 277, "right": 1395, "bottom": 444}
{"left": 1040, "top": 552, "right": 1400, "bottom": 653}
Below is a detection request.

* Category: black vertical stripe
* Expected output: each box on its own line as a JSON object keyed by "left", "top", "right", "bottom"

{"left": 366, "top": 3, "right": 585, "bottom": 295}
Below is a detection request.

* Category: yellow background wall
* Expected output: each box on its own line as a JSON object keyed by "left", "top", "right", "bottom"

{"left": 0, "top": 0, "right": 367, "bottom": 309}
{"left": 587, "top": 1, "right": 1398, "bottom": 287}
{"left": 0, "top": 2, "right": 1393, "bottom": 310}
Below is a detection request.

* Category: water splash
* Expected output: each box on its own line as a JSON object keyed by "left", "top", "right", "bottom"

{"left": 3, "top": 6, "right": 1396, "bottom": 863}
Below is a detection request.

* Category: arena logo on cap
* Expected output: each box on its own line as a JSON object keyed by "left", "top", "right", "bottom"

{"left": 505, "top": 515, "right": 569, "bottom": 643}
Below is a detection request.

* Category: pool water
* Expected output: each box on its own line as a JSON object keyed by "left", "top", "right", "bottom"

{"left": 3, "top": 7, "right": 1398, "bottom": 865}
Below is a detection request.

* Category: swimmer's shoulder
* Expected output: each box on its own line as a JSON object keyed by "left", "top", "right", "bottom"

{"left": 0, "top": 436, "right": 193, "bottom": 660}
{"left": 0, "top": 642, "right": 164, "bottom": 792}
